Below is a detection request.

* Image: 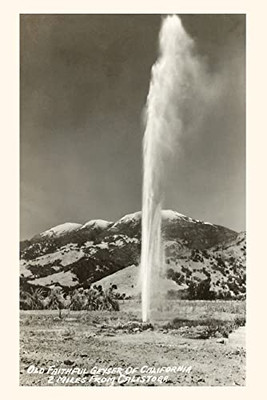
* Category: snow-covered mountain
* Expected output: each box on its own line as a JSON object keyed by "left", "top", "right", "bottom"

{"left": 20, "top": 210, "right": 245, "bottom": 299}
{"left": 81, "top": 219, "right": 112, "bottom": 230}
{"left": 39, "top": 222, "right": 82, "bottom": 238}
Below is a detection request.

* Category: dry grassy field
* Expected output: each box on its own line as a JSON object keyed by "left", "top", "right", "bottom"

{"left": 20, "top": 300, "right": 246, "bottom": 386}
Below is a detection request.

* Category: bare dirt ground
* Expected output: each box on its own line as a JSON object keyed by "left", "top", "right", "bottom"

{"left": 20, "top": 300, "right": 246, "bottom": 386}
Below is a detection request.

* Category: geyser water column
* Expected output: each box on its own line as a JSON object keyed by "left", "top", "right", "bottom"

{"left": 140, "top": 15, "right": 196, "bottom": 322}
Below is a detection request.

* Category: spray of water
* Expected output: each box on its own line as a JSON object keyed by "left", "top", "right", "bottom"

{"left": 140, "top": 15, "right": 203, "bottom": 322}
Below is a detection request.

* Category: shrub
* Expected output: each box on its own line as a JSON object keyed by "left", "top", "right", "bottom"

{"left": 20, "top": 287, "right": 46, "bottom": 310}
{"left": 20, "top": 282, "right": 121, "bottom": 313}
{"left": 43, "top": 288, "right": 66, "bottom": 318}
{"left": 187, "top": 279, "right": 216, "bottom": 300}
{"left": 70, "top": 286, "right": 119, "bottom": 311}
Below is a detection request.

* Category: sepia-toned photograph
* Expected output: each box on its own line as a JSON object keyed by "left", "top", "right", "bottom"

{"left": 20, "top": 14, "right": 246, "bottom": 386}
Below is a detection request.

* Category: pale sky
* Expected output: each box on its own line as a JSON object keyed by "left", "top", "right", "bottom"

{"left": 20, "top": 14, "right": 245, "bottom": 240}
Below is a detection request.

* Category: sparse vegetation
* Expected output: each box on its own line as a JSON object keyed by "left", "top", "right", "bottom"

{"left": 20, "top": 285, "right": 120, "bottom": 313}
{"left": 165, "top": 314, "right": 245, "bottom": 339}
{"left": 20, "top": 287, "right": 46, "bottom": 310}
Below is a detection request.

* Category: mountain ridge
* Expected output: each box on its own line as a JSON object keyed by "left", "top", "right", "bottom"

{"left": 20, "top": 210, "right": 245, "bottom": 300}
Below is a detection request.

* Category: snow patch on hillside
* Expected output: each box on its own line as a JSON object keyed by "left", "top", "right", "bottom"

{"left": 109, "top": 235, "right": 139, "bottom": 245}
{"left": 162, "top": 210, "right": 188, "bottom": 220}
{"left": 82, "top": 219, "right": 112, "bottom": 229}
{"left": 113, "top": 239, "right": 124, "bottom": 246}
{"left": 113, "top": 211, "right": 142, "bottom": 226}
{"left": 96, "top": 242, "right": 109, "bottom": 249}
{"left": 83, "top": 241, "right": 94, "bottom": 247}
{"left": 40, "top": 223, "right": 82, "bottom": 238}
{"left": 113, "top": 209, "right": 211, "bottom": 225}
{"left": 162, "top": 210, "right": 215, "bottom": 226}
{"left": 125, "top": 237, "right": 139, "bottom": 244}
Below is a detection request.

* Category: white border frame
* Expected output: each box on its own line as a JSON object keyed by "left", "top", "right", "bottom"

{"left": 1, "top": 0, "right": 266, "bottom": 399}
